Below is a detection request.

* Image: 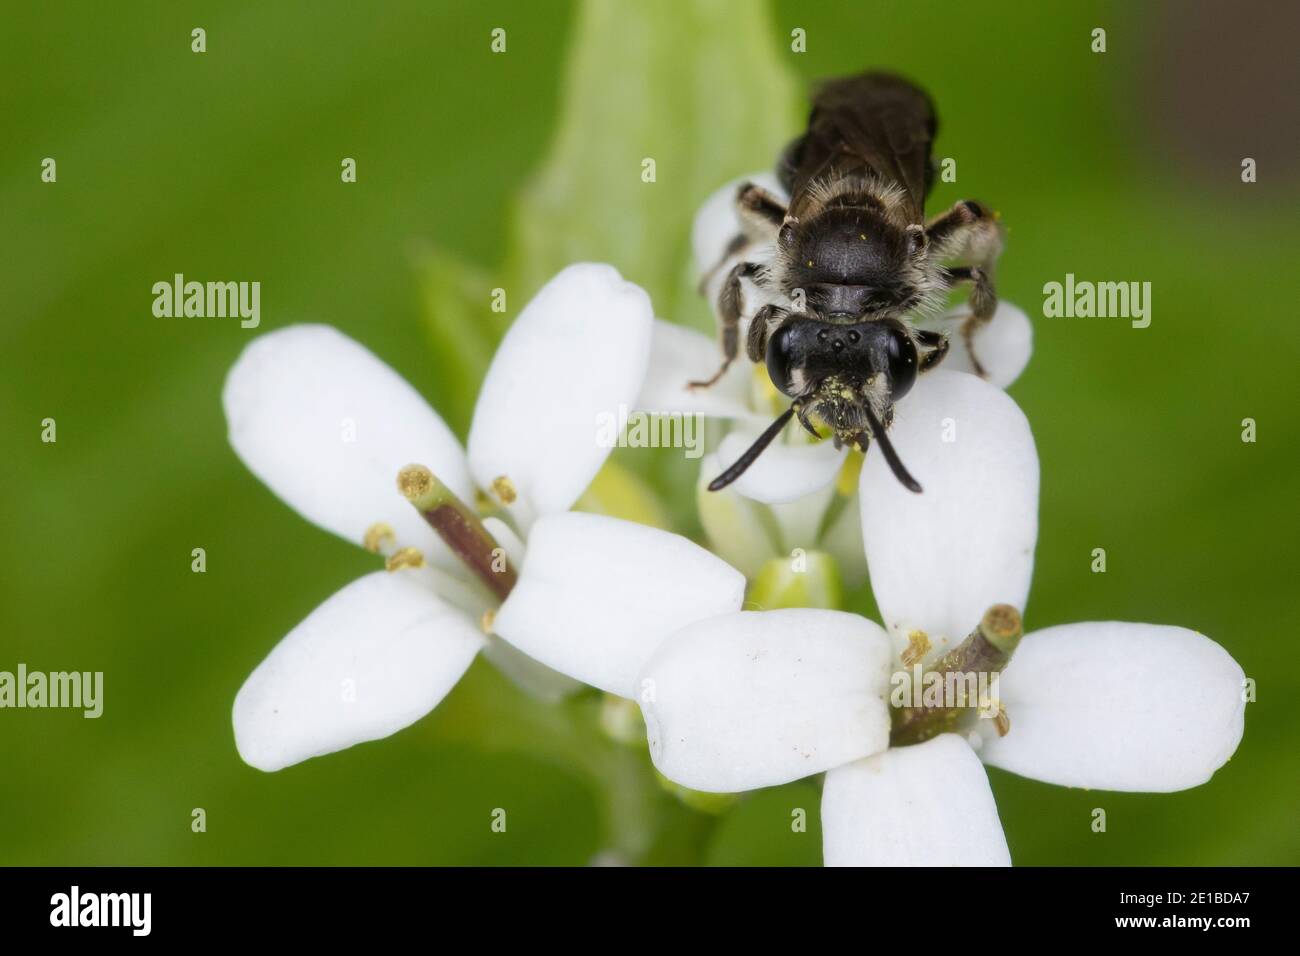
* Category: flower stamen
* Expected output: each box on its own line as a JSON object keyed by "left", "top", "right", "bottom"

{"left": 900, "top": 629, "right": 932, "bottom": 667}
{"left": 491, "top": 475, "right": 518, "bottom": 505}
{"left": 384, "top": 547, "right": 425, "bottom": 572}
{"left": 993, "top": 702, "right": 1011, "bottom": 737}
{"left": 363, "top": 522, "right": 396, "bottom": 555}
{"left": 889, "top": 604, "right": 1023, "bottom": 747}
{"left": 398, "top": 464, "right": 519, "bottom": 601}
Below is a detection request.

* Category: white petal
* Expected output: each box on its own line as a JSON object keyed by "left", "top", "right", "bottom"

{"left": 640, "top": 609, "right": 893, "bottom": 792}
{"left": 717, "top": 427, "right": 847, "bottom": 505}
{"left": 223, "top": 325, "right": 472, "bottom": 557}
{"left": 403, "top": 563, "right": 491, "bottom": 618}
{"left": 481, "top": 516, "right": 526, "bottom": 569}
{"left": 233, "top": 571, "right": 484, "bottom": 772}
{"left": 479, "top": 635, "right": 583, "bottom": 703}
{"left": 915, "top": 300, "right": 1033, "bottom": 389}
{"left": 492, "top": 512, "right": 745, "bottom": 697}
{"left": 636, "top": 319, "right": 756, "bottom": 419}
{"left": 861, "top": 371, "right": 1038, "bottom": 654}
{"left": 691, "top": 171, "right": 787, "bottom": 277}
{"left": 979, "top": 622, "right": 1246, "bottom": 792}
{"left": 823, "top": 734, "right": 1011, "bottom": 866}
{"left": 468, "top": 264, "right": 654, "bottom": 524}
{"left": 770, "top": 481, "right": 837, "bottom": 551}
{"left": 480, "top": 520, "right": 582, "bottom": 701}
{"left": 695, "top": 454, "right": 781, "bottom": 580}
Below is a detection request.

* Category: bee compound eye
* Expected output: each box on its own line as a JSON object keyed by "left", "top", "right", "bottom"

{"left": 885, "top": 326, "right": 919, "bottom": 400}
{"left": 764, "top": 322, "right": 801, "bottom": 397}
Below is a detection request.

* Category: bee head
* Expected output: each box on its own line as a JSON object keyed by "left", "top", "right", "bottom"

{"left": 707, "top": 314, "right": 924, "bottom": 496}
{"left": 764, "top": 315, "right": 919, "bottom": 408}
{"left": 708, "top": 314, "right": 924, "bottom": 496}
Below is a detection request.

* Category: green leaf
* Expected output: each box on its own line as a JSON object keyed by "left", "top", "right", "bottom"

{"left": 506, "top": 0, "right": 802, "bottom": 324}
{"left": 705, "top": 781, "right": 824, "bottom": 866}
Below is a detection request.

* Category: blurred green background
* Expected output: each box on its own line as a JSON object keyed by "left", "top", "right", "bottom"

{"left": 2, "top": 0, "right": 1296, "bottom": 865}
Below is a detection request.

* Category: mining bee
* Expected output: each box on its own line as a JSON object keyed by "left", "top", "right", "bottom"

{"left": 696, "top": 71, "right": 1004, "bottom": 493}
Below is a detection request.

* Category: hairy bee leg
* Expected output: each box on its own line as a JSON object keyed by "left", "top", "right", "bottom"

{"left": 736, "top": 181, "right": 788, "bottom": 236}
{"left": 696, "top": 183, "right": 787, "bottom": 295}
{"left": 697, "top": 232, "right": 748, "bottom": 295}
{"left": 914, "top": 327, "right": 950, "bottom": 373}
{"left": 927, "top": 200, "right": 1003, "bottom": 378}
{"left": 689, "top": 261, "right": 762, "bottom": 389}
{"left": 942, "top": 265, "right": 997, "bottom": 379}
{"left": 745, "top": 304, "right": 785, "bottom": 363}
{"left": 925, "top": 200, "right": 1001, "bottom": 258}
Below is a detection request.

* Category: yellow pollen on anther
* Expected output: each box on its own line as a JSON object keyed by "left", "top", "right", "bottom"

{"left": 982, "top": 604, "right": 1022, "bottom": 641}
{"left": 363, "top": 522, "right": 395, "bottom": 554}
{"left": 480, "top": 609, "right": 496, "bottom": 634}
{"left": 492, "top": 475, "right": 517, "bottom": 504}
{"left": 993, "top": 703, "right": 1011, "bottom": 737}
{"left": 385, "top": 547, "right": 425, "bottom": 572}
{"left": 901, "top": 630, "right": 932, "bottom": 667}
{"left": 397, "top": 464, "right": 433, "bottom": 501}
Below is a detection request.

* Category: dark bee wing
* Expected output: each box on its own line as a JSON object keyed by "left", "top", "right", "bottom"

{"left": 780, "top": 71, "right": 937, "bottom": 223}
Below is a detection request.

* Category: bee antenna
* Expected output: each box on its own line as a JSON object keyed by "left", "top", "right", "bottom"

{"left": 862, "top": 405, "right": 923, "bottom": 494}
{"left": 708, "top": 405, "right": 797, "bottom": 492}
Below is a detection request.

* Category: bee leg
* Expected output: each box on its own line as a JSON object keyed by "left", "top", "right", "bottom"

{"left": 925, "top": 200, "right": 1002, "bottom": 261}
{"left": 942, "top": 265, "right": 997, "bottom": 379}
{"left": 696, "top": 232, "right": 748, "bottom": 295}
{"left": 696, "top": 183, "right": 788, "bottom": 295}
{"left": 736, "top": 181, "right": 788, "bottom": 236}
{"left": 914, "top": 328, "right": 950, "bottom": 373}
{"left": 745, "top": 304, "right": 785, "bottom": 363}
{"left": 795, "top": 403, "right": 821, "bottom": 439}
{"left": 689, "top": 261, "right": 762, "bottom": 389}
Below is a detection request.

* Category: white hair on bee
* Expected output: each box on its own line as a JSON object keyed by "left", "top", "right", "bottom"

{"left": 798, "top": 170, "right": 911, "bottom": 223}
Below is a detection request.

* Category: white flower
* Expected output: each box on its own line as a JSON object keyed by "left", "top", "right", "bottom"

{"left": 224, "top": 263, "right": 745, "bottom": 771}
{"left": 626, "top": 370, "right": 1245, "bottom": 865}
